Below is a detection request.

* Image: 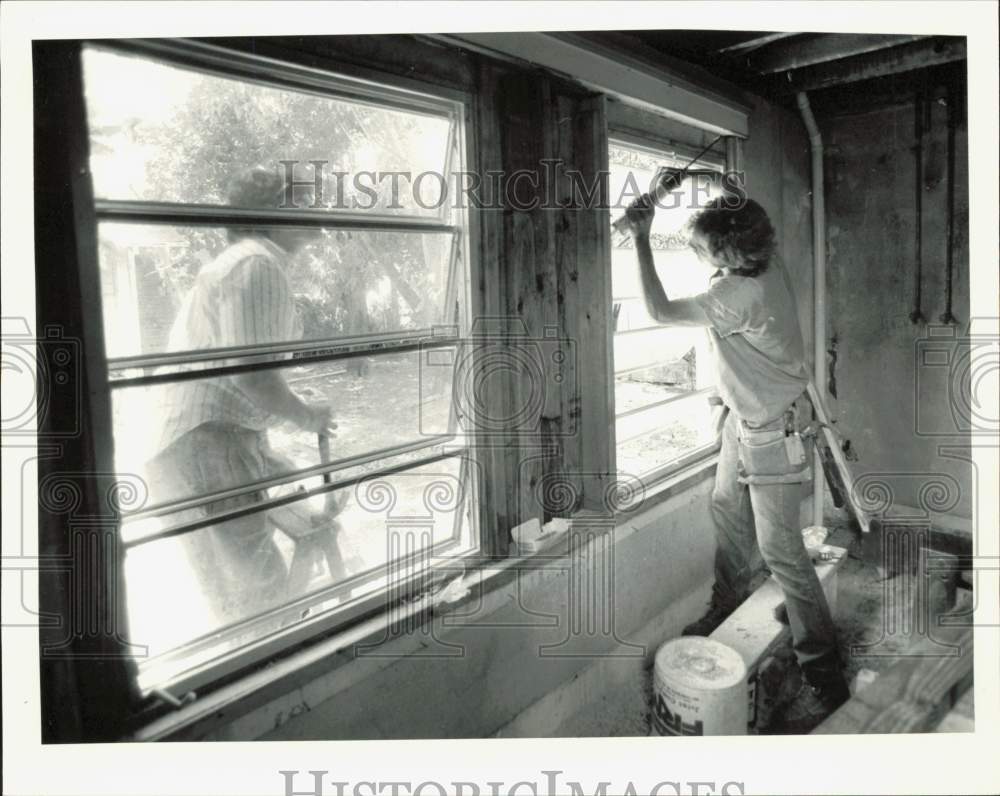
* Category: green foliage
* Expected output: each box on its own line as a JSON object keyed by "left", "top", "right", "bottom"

{"left": 122, "top": 69, "right": 453, "bottom": 341}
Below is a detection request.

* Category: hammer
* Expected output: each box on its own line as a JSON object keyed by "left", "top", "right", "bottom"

{"left": 610, "top": 134, "right": 726, "bottom": 236}
{"left": 316, "top": 431, "right": 343, "bottom": 521}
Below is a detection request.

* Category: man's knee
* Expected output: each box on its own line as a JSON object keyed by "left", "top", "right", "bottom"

{"left": 756, "top": 526, "right": 809, "bottom": 575}
{"left": 755, "top": 534, "right": 784, "bottom": 570}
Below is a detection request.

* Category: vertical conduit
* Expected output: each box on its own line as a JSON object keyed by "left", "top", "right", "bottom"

{"left": 796, "top": 91, "right": 826, "bottom": 528}
{"left": 940, "top": 73, "right": 958, "bottom": 325}
{"left": 911, "top": 84, "right": 926, "bottom": 324}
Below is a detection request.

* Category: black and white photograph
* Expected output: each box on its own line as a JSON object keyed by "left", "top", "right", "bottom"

{"left": 2, "top": 2, "right": 998, "bottom": 795}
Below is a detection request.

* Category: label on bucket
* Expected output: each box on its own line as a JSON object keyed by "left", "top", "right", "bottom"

{"left": 652, "top": 637, "right": 748, "bottom": 737}
{"left": 652, "top": 678, "right": 705, "bottom": 736}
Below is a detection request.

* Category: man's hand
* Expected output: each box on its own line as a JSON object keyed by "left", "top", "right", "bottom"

{"left": 656, "top": 166, "right": 685, "bottom": 193}
{"left": 625, "top": 193, "right": 655, "bottom": 239}
{"left": 299, "top": 403, "right": 338, "bottom": 435}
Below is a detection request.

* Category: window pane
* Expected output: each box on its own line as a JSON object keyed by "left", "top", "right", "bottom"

{"left": 82, "top": 47, "right": 454, "bottom": 216}
{"left": 97, "top": 223, "right": 457, "bottom": 359}
{"left": 123, "top": 456, "right": 473, "bottom": 682}
{"left": 609, "top": 141, "right": 720, "bottom": 476}
{"left": 81, "top": 44, "right": 476, "bottom": 694}
{"left": 111, "top": 348, "right": 457, "bottom": 508}
{"left": 616, "top": 393, "right": 717, "bottom": 477}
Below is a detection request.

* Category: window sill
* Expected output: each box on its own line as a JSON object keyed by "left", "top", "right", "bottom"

{"left": 133, "top": 450, "right": 718, "bottom": 741}
{"left": 616, "top": 445, "right": 719, "bottom": 517}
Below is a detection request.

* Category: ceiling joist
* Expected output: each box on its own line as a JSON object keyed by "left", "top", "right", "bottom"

{"left": 748, "top": 33, "right": 929, "bottom": 74}
{"left": 761, "top": 36, "right": 967, "bottom": 95}
{"left": 716, "top": 32, "right": 800, "bottom": 55}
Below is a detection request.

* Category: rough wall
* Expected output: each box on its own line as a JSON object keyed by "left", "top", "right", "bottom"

{"left": 742, "top": 94, "right": 816, "bottom": 371}
{"left": 819, "top": 80, "right": 971, "bottom": 521}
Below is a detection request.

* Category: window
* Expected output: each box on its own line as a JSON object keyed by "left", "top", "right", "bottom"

{"left": 81, "top": 41, "right": 477, "bottom": 696}
{"left": 608, "top": 138, "right": 723, "bottom": 480}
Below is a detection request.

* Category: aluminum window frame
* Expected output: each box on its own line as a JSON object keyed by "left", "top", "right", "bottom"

{"left": 79, "top": 38, "right": 481, "bottom": 701}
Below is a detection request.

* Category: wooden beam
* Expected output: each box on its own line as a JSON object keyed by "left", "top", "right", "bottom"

{"left": 438, "top": 32, "right": 750, "bottom": 137}
{"left": 763, "top": 37, "right": 966, "bottom": 95}
{"left": 750, "top": 33, "right": 928, "bottom": 74}
{"left": 717, "top": 32, "right": 800, "bottom": 55}
{"left": 814, "top": 621, "right": 973, "bottom": 734}
{"left": 566, "top": 93, "right": 617, "bottom": 513}
{"left": 472, "top": 60, "right": 513, "bottom": 557}
{"left": 571, "top": 31, "right": 754, "bottom": 120}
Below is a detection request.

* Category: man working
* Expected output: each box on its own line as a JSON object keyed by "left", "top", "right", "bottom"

{"left": 148, "top": 165, "right": 334, "bottom": 623}
{"left": 625, "top": 188, "right": 850, "bottom": 732}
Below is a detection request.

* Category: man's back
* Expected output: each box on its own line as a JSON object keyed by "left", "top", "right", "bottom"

{"left": 155, "top": 236, "right": 301, "bottom": 452}
{"left": 695, "top": 260, "right": 808, "bottom": 425}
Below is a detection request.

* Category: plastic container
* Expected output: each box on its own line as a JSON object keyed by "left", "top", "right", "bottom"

{"left": 801, "top": 525, "right": 829, "bottom": 558}
{"left": 652, "top": 637, "right": 748, "bottom": 736}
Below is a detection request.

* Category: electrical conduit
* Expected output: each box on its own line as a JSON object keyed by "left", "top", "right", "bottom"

{"left": 796, "top": 91, "right": 827, "bottom": 528}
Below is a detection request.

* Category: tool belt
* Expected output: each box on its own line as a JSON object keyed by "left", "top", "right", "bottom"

{"left": 735, "top": 395, "right": 812, "bottom": 485}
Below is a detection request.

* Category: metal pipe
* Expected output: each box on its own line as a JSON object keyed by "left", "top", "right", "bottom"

{"left": 610, "top": 169, "right": 722, "bottom": 236}
{"left": 911, "top": 86, "right": 926, "bottom": 324}
{"left": 796, "top": 91, "right": 827, "bottom": 528}
{"left": 940, "top": 75, "right": 958, "bottom": 325}
{"left": 610, "top": 133, "right": 725, "bottom": 235}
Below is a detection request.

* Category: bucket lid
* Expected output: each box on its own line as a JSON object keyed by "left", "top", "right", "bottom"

{"left": 654, "top": 637, "right": 747, "bottom": 690}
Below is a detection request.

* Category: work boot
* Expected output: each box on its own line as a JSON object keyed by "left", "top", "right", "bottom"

{"left": 778, "top": 670, "right": 851, "bottom": 734}
{"left": 681, "top": 599, "right": 738, "bottom": 636}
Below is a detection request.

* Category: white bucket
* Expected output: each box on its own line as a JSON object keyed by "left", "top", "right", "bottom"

{"left": 652, "top": 637, "right": 748, "bottom": 736}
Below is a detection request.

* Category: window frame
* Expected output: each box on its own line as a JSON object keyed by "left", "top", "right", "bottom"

{"left": 607, "top": 129, "right": 726, "bottom": 488}
{"left": 77, "top": 37, "right": 485, "bottom": 703}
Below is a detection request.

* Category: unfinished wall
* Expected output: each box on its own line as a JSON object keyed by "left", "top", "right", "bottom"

{"left": 819, "top": 73, "right": 972, "bottom": 522}
{"left": 742, "top": 93, "right": 816, "bottom": 371}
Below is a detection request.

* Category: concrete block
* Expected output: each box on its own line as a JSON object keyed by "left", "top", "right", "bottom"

{"left": 710, "top": 545, "right": 846, "bottom": 732}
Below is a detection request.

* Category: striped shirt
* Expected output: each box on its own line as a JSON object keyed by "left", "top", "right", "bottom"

{"left": 155, "top": 237, "right": 303, "bottom": 452}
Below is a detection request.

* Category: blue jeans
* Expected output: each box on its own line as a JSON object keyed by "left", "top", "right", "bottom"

{"left": 711, "top": 409, "right": 840, "bottom": 676}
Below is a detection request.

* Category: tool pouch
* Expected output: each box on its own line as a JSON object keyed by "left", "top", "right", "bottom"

{"left": 736, "top": 414, "right": 812, "bottom": 486}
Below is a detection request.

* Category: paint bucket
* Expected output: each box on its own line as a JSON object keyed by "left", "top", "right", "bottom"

{"left": 652, "top": 637, "right": 748, "bottom": 736}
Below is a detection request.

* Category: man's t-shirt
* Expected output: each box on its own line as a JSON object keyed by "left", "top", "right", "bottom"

{"left": 693, "top": 261, "right": 808, "bottom": 426}
{"left": 155, "top": 236, "right": 303, "bottom": 451}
